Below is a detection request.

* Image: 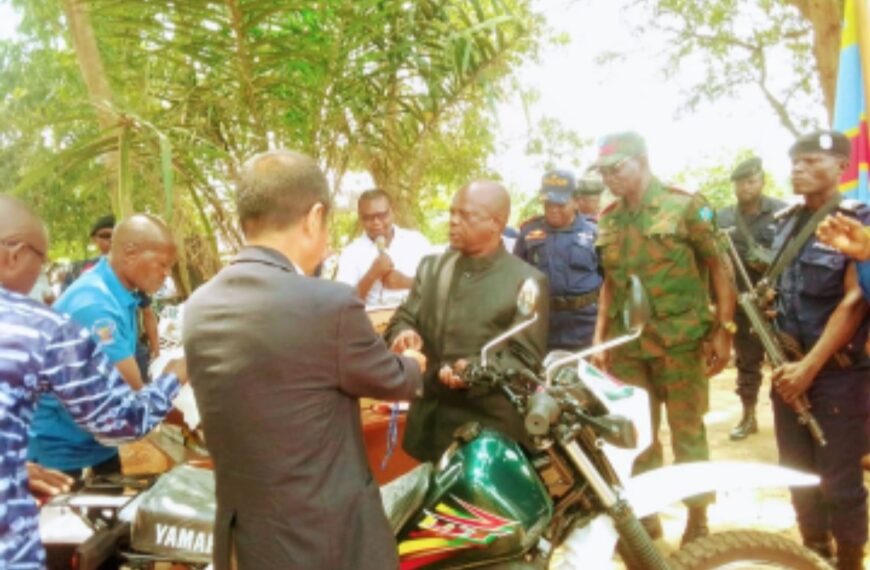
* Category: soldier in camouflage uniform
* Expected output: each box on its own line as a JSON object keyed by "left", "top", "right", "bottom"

{"left": 591, "top": 132, "right": 736, "bottom": 545}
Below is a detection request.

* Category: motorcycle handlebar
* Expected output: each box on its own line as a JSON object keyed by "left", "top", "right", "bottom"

{"left": 524, "top": 391, "right": 561, "bottom": 436}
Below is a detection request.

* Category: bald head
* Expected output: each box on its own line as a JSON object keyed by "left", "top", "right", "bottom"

{"left": 461, "top": 180, "right": 511, "bottom": 228}
{"left": 449, "top": 180, "right": 511, "bottom": 257}
{"left": 111, "top": 214, "right": 174, "bottom": 254}
{"left": 0, "top": 195, "right": 45, "bottom": 243}
{"left": 0, "top": 195, "right": 48, "bottom": 294}
{"left": 109, "top": 214, "right": 176, "bottom": 295}
{"left": 236, "top": 150, "right": 332, "bottom": 237}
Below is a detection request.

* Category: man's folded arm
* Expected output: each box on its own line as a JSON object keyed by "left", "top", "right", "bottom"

{"left": 337, "top": 294, "right": 423, "bottom": 401}
{"left": 39, "top": 320, "right": 180, "bottom": 445}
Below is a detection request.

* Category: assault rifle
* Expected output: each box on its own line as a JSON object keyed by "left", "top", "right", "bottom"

{"left": 722, "top": 231, "right": 827, "bottom": 447}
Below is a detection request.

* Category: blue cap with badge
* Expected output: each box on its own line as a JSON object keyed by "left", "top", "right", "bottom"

{"left": 540, "top": 170, "right": 576, "bottom": 204}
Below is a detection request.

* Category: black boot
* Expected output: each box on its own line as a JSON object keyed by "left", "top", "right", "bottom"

{"left": 681, "top": 506, "right": 709, "bottom": 546}
{"left": 729, "top": 405, "right": 758, "bottom": 441}
{"left": 836, "top": 542, "right": 864, "bottom": 570}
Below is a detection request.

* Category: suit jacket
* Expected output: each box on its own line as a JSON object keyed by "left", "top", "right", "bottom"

{"left": 384, "top": 246, "right": 549, "bottom": 462}
{"left": 183, "top": 246, "right": 422, "bottom": 570}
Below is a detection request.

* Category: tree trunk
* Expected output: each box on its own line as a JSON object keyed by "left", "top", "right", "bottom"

{"left": 787, "top": 0, "right": 844, "bottom": 123}
{"left": 60, "top": 0, "right": 127, "bottom": 215}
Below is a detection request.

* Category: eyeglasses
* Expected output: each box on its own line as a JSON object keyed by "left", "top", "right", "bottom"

{"left": 94, "top": 231, "right": 113, "bottom": 240}
{"left": 1, "top": 238, "right": 49, "bottom": 265}
{"left": 360, "top": 211, "right": 390, "bottom": 224}
{"left": 599, "top": 157, "right": 628, "bottom": 177}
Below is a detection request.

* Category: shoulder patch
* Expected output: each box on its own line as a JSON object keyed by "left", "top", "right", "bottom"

{"left": 839, "top": 199, "right": 865, "bottom": 215}
{"left": 91, "top": 318, "right": 117, "bottom": 346}
{"left": 773, "top": 203, "right": 801, "bottom": 220}
{"left": 697, "top": 205, "right": 714, "bottom": 222}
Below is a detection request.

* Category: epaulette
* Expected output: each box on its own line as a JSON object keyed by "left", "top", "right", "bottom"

{"left": 839, "top": 198, "right": 867, "bottom": 215}
{"left": 519, "top": 215, "right": 543, "bottom": 230}
{"left": 773, "top": 203, "right": 801, "bottom": 220}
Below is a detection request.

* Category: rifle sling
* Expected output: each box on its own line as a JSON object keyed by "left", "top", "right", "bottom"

{"left": 763, "top": 194, "right": 841, "bottom": 284}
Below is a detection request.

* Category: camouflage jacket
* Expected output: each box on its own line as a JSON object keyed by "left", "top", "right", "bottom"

{"left": 596, "top": 178, "right": 722, "bottom": 357}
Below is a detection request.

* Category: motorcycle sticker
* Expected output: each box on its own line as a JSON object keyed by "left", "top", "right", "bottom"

{"left": 399, "top": 496, "right": 518, "bottom": 569}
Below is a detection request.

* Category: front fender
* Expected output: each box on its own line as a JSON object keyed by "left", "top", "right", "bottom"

{"left": 623, "top": 461, "right": 819, "bottom": 519}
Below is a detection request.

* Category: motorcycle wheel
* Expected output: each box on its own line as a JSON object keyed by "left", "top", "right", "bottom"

{"left": 668, "top": 530, "right": 830, "bottom": 570}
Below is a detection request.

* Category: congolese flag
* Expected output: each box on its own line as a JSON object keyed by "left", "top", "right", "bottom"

{"left": 833, "top": 0, "right": 870, "bottom": 202}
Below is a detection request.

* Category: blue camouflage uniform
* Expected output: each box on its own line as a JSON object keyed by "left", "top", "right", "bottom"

{"left": 29, "top": 257, "right": 141, "bottom": 474}
{"left": 0, "top": 286, "right": 179, "bottom": 569}
{"left": 514, "top": 171, "right": 602, "bottom": 350}
{"left": 771, "top": 199, "right": 870, "bottom": 552}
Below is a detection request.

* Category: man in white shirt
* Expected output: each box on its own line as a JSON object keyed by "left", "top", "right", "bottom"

{"left": 337, "top": 189, "right": 431, "bottom": 306}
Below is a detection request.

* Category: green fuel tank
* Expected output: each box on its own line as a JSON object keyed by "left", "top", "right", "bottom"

{"left": 397, "top": 427, "right": 553, "bottom": 569}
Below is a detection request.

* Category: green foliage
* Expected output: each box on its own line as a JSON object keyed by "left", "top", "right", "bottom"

{"left": 623, "top": 0, "right": 833, "bottom": 135}
{"left": 524, "top": 116, "right": 592, "bottom": 172}
{"left": 0, "top": 0, "right": 545, "bottom": 271}
{"left": 671, "top": 149, "right": 789, "bottom": 211}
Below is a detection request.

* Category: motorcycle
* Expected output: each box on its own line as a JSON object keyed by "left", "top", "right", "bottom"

{"left": 42, "top": 277, "right": 828, "bottom": 569}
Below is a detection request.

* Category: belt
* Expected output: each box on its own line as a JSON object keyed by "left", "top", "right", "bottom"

{"left": 551, "top": 290, "right": 599, "bottom": 311}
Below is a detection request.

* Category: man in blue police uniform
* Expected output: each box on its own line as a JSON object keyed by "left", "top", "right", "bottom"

{"left": 770, "top": 131, "right": 870, "bottom": 570}
{"left": 716, "top": 157, "right": 786, "bottom": 441}
{"left": 514, "top": 170, "right": 602, "bottom": 350}
{"left": 0, "top": 196, "right": 185, "bottom": 568}
{"left": 29, "top": 214, "right": 178, "bottom": 479}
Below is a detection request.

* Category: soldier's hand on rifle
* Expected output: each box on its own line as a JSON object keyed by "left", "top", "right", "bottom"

{"left": 772, "top": 360, "right": 818, "bottom": 404}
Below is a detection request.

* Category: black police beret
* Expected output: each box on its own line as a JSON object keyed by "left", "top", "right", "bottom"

{"left": 730, "top": 157, "right": 763, "bottom": 181}
{"left": 574, "top": 178, "right": 605, "bottom": 196}
{"left": 789, "top": 130, "right": 851, "bottom": 159}
{"left": 90, "top": 214, "right": 116, "bottom": 237}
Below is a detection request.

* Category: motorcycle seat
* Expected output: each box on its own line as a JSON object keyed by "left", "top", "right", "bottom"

{"left": 380, "top": 462, "right": 433, "bottom": 534}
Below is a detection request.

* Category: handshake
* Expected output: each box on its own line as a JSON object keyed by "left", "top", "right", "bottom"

{"left": 390, "top": 329, "right": 468, "bottom": 389}
{"left": 390, "top": 329, "right": 427, "bottom": 373}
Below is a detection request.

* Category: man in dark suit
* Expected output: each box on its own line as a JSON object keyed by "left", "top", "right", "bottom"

{"left": 183, "top": 150, "right": 425, "bottom": 570}
{"left": 385, "top": 180, "right": 549, "bottom": 462}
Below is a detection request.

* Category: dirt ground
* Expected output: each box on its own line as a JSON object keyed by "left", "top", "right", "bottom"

{"left": 653, "top": 364, "right": 870, "bottom": 567}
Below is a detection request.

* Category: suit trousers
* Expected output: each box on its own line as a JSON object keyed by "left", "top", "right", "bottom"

{"left": 772, "top": 368, "right": 869, "bottom": 548}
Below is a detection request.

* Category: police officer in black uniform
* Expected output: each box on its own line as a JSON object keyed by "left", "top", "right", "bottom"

{"left": 574, "top": 176, "right": 606, "bottom": 220}
{"left": 717, "top": 157, "right": 786, "bottom": 441}
{"left": 770, "top": 131, "right": 870, "bottom": 570}
{"left": 514, "top": 170, "right": 602, "bottom": 350}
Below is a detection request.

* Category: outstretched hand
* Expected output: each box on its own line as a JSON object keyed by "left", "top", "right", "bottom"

{"left": 27, "top": 462, "right": 73, "bottom": 497}
{"left": 391, "top": 329, "right": 423, "bottom": 353}
{"left": 816, "top": 213, "right": 870, "bottom": 261}
{"left": 402, "top": 348, "right": 428, "bottom": 373}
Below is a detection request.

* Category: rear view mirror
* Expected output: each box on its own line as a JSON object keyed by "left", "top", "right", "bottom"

{"left": 516, "top": 278, "right": 539, "bottom": 318}
{"left": 623, "top": 275, "right": 650, "bottom": 333}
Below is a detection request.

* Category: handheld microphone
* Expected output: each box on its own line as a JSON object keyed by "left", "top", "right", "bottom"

{"left": 375, "top": 235, "right": 387, "bottom": 253}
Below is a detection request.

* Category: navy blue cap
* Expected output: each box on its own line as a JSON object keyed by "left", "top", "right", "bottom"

{"left": 789, "top": 130, "right": 851, "bottom": 158}
{"left": 540, "top": 170, "right": 576, "bottom": 204}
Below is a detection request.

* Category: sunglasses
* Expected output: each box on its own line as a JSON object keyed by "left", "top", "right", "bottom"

{"left": 94, "top": 231, "right": 113, "bottom": 240}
